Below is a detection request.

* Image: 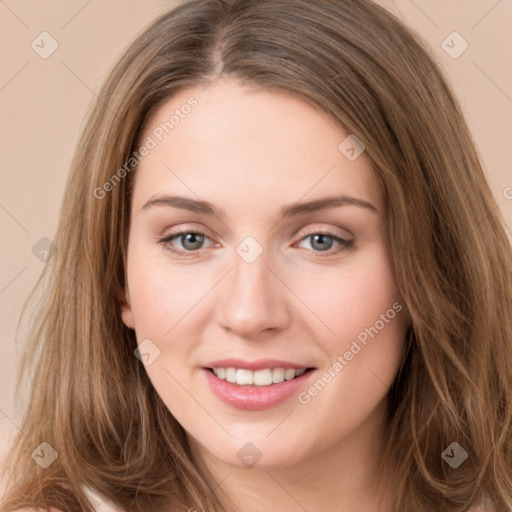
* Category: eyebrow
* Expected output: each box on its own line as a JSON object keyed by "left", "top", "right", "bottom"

{"left": 141, "top": 194, "right": 378, "bottom": 218}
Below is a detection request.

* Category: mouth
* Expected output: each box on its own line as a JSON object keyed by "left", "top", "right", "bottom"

{"left": 202, "top": 365, "right": 317, "bottom": 410}
{"left": 205, "top": 366, "right": 316, "bottom": 387}
{"left": 200, "top": 358, "right": 318, "bottom": 410}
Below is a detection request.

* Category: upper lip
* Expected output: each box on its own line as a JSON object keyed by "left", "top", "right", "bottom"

{"left": 203, "top": 358, "right": 315, "bottom": 371}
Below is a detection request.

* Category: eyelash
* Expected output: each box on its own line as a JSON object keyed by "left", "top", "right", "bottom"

{"left": 157, "top": 228, "right": 354, "bottom": 259}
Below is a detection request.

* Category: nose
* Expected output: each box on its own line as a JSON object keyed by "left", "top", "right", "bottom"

{"left": 216, "top": 251, "right": 291, "bottom": 339}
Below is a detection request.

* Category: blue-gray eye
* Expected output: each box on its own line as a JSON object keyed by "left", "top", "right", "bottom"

{"left": 298, "top": 232, "right": 352, "bottom": 254}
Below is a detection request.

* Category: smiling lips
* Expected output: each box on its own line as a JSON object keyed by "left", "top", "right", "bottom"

{"left": 202, "top": 358, "right": 316, "bottom": 410}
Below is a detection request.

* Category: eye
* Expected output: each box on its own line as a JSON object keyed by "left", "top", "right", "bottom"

{"left": 158, "top": 230, "right": 213, "bottom": 257}
{"left": 295, "top": 230, "right": 353, "bottom": 257}
{"left": 158, "top": 228, "right": 354, "bottom": 259}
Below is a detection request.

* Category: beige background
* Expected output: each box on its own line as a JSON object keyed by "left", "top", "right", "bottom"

{"left": 1, "top": 0, "right": 511, "bottom": 495}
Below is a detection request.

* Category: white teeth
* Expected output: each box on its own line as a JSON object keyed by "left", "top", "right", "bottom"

{"left": 225, "top": 367, "right": 236, "bottom": 383}
{"left": 272, "top": 367, "right": 285, "bottom": 384}
{"left": 236, "top": 369, "right": 253, "bottom": 385}
{"left": 212, "top": 367, "right": 308, "bottom": 386}
{"left": 284, "top": 368, "right": 296, "bottom": 381}
{"left": 254, "top": 369, "right": 273, "bottom": 386}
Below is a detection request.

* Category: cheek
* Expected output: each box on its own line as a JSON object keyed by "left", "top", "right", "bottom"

{"left": 287, "top": 263, "right": 406, "bottom": 449}
{"left": 295, "top": 245, "right": 404, "bottom": 350}
{"left": 125, "top": 246, "right": 205, "bottom": 408}
{"left": 126, "top": 243, "right": 209, "bottom": 337}
{"left": 294, "top": 247, "right": 407, "bottom": 419}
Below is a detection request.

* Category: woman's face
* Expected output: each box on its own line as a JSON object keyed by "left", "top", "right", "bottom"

{"left": 121, "top": 78, "right": 409, "bottom": 469}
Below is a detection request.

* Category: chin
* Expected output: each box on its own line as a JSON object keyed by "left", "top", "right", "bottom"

{"left": 201, "top": 432, "right": 313, "bottom": 470}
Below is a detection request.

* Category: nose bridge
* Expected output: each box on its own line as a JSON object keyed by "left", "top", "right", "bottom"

{"left": 217, "top": 241, "right": 289, "bottom": 337}
{"left": 230, "top": 233, "right": 274, "bottom": 294}
{"left": 232, "top": 248, "right": 271, "bottom": 297}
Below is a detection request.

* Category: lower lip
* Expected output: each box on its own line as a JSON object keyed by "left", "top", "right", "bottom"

{"left": 202, "top": 368, "right": 315, "bottom": 411}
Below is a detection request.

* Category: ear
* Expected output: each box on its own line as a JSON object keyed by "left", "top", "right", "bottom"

{"left": 118, "top": 288, "right": 135, "bottom": 330}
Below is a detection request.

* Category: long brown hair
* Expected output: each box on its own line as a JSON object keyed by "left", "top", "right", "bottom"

{"left": 1, "top": 1, "right": 511, "bottom": 510}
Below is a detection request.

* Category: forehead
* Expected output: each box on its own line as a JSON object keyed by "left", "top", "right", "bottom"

{"left": 132, "top": 78, "right": 382, "bottom": 213}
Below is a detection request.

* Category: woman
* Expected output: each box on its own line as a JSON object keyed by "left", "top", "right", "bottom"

{"left": 1, "top": 0, "right": 511, "bottom": 511}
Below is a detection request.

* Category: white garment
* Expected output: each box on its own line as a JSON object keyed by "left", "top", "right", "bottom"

{"left": 82, "top": 486, "right": 125, "bottom": 512}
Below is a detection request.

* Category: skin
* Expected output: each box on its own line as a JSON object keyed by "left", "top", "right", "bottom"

{"left": 120, "top": 78, "right": 409, "bottom": 512}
